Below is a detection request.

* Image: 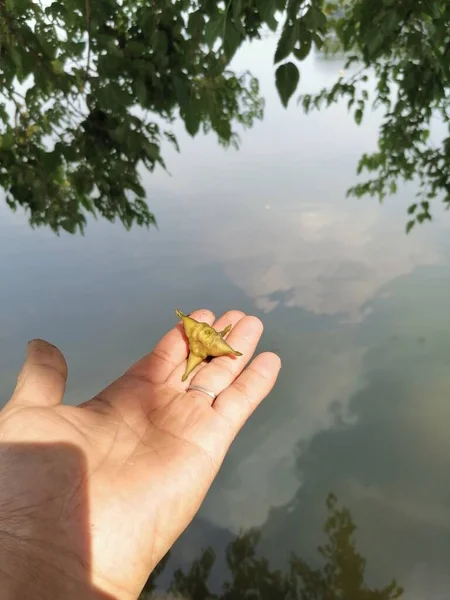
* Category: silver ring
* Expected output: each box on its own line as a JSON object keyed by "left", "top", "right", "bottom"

{"left": 187, "top": 384, "right": 217, "bottom": 400}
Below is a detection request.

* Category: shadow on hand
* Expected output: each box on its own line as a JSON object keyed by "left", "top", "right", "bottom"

{"left": 0, "top": 442, "right": 116, "bottom": 599}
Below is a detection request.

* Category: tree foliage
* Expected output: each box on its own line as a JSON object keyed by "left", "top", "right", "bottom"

{"left": 0, "top": 0, "right": 265, "bottom": 232}
{"left": 298, "top": 0, "right": 450, "bottom": 233}
{"left": 140, "top": 493, "right": 404, "bottom": 599}
{"left": 1, "top": 0, "right": 449, "bottom": 233}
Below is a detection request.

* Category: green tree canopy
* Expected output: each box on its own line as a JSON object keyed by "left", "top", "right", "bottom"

{"left": 1, "top": 0, "right": 449, "bottom": 233}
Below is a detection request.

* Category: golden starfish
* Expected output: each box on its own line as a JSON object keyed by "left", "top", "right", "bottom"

{"left": 175, "top": 309, "right": 243, "bottom": 381}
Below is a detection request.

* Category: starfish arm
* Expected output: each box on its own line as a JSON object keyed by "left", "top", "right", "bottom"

{"left": 209, "top": 337, "right": 243, "bottom": 358}
{"left": 219, "top": 324, "right": 232, "bottom": 338}
{"left": 182, "top": 352, "right": 205, "bottom": 381}
{"left": 175, "top": 309, "right": 200, "bottom": 338}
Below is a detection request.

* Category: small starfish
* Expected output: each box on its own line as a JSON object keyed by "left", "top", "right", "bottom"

{"left": 175, "top": 309, "right": 243, "bottom": 381}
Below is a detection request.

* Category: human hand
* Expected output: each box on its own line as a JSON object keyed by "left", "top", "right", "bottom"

{"left": 0, "top": 309, "right": 280, "bottom": 599}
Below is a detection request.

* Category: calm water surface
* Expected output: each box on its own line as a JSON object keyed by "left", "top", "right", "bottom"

{"left": 2, "top": 36, "right": 450, "bottom": 597}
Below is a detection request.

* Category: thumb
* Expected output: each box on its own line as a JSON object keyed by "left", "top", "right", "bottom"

{"left": 9, "top": 339, "right": 68, "bottom": 408}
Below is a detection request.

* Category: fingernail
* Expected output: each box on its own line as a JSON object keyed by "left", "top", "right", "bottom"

{"left": 26, "top": 339, "right": 38, "bottom": 354}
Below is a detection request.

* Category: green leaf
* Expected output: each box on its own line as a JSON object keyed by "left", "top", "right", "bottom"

{"left": 275, "top": 62, "right": 300, "bottom": 108}
{"left": 417, "top": 213, "right": 429, "bottom": 224}
{"left": 274, "top": 24, "right": 296, "bottom": 64}
{"left": 9, "top": 47, "right": 23, "bottom": 72}
{"left": 97, "top": 83, "right": 131, "bottom": 112}
{"left": 173, "top": 76, "right": 190, "bottom": 110}
{"left": 293, "top": 39, "right": 312, "bottom": 61}
{"left": 51, "top": 59, "right": 65, "bottom": 75}
{"left": 134, "top": 78, "right": 148, "bottom": 105}
{"left": 406, "top": 219, "right": 415, "bottom": 234}
{"left": 41, "top": 149, "right": 62, "bottom": 171}
{"left": 187, "top": 10, "right": 205, "bottom": 37}
{"left": 232, "top": 0, "right": 242, "bottom": 20}
{"left": 223, "top": 21, "right": 242, "bottom": 58}
{"left": 124, "top": 41, "right": 146, "bottom": 58}
{"left": 106, "top": 39, "right": 123, "bottom": 58}
{"left": 151, "top": 30, "right": 168, "bottom": 56}
{"left": 184, "top": 96, "right": 202, "bottom": 136}
{"left": 144, "top": 141, "right": 160, "bottom": 162}
{"left": 354, "top": 109, "right": 363, "bottom": 125}
{"left": 367, "top": 31, "right": 385, "bottom": 58}
{"left": 140, "top": 7, "right": 156, "bottom": 31}
{"left": 258, "top": 0, "right": 278, "bottom": 30}
{"left": 312, "top": 31, "right": 323, "bottom": 49}
{"left": 204, "top": 14, "right": 224, "bottom": 48}
{"left": 408, "top": 203, "right": 417, "bottom": 215}
{"left": 164, "top": 131, "right": 180, "bottom": 152}
{"left": 301, "top": 94, "right": 311, "bottom": 111}
{"left": 303, "top": 6, "right": 327, "bottom": 31}
{"left": 109, "top": 124, "right": 128, "bottom": 144}
{"left": 0, "top": 103, "right": 8, "bottom": 124}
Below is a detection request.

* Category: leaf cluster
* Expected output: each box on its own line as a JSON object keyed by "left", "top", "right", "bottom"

{"left": 1, "top": 0, "right": 450, "bottom": 232}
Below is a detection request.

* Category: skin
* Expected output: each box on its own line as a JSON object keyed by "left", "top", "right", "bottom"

{"left": 0, "top": 309, "right": 281, "bottom": 600}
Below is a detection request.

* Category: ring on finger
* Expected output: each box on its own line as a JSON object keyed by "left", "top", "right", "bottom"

{"left": 186, "top": 384, "right": 217, "bottom": 401}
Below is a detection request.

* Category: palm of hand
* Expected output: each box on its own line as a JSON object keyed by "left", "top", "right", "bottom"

{"left": 0, "top": 309, "right": 280, "bottom": 600}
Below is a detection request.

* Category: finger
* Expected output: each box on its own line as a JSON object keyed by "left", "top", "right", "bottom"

{"left": 213, "top": 352, "right": 281, "bottom": 435}
{"left": 9, "top": 339, "right": 68, "bottom": 408}
{"left": 127, "top": 309, "right": 215, "bottom": 385}
{"left": 186, "top": 316, "right": 263, "bottom": 405}
{"left": 166, "top": 310, "right": 246, "bottom": 391}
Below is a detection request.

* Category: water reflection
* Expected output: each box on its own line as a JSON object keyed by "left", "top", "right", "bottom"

{"left": 241, "top": 265, "right": 450, "bottom": 596}
{"left": 211, "top": 197, "right": 442, "bottom": 321}
{"left": 140, "top": 493, "right": 403, "bottom": 599}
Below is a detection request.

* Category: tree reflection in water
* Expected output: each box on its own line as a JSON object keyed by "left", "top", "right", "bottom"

{"left": 141, "top": 493, "right": 403, "bottom": 600}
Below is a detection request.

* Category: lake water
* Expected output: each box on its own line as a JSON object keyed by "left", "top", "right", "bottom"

{"left": 2, "top": 34, "right": 450, "bottom": 598}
